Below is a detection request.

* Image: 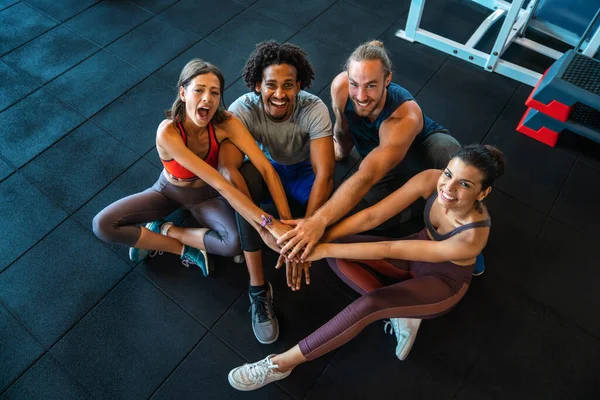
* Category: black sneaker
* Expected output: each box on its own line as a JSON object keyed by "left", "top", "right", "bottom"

{"left": 248, "top": 282, "right": 279, "bottom": 344}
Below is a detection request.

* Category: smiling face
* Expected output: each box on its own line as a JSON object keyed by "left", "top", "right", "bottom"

{"left": 256, "top": 63, "right": 300, "bottom": 122}
{"left": 179, "top": 73, "right": 221, "bottom": 128}
{"left": 436, "top": 157, "right": 491, "bottom": 210}
{"left": 347, "top": 59, "right": 391, "bottom": 118}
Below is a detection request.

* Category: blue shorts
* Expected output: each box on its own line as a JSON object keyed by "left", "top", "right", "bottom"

{"left": 270, "top": 159, "right": 315, "bottom": 206}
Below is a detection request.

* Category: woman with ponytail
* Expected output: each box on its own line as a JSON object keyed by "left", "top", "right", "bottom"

{"left": 93, "top": 59, "right": 292, "bottom": 275}
{"left": 228, "top": 144, "right": 504, "bottom": 391}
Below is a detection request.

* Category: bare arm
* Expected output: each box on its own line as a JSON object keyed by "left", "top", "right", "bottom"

{"left": 157, "top": 121, "right": 288, "bottom": 239}
{"left": 309, "top": 229, "right": 488, "bottom": 264}
{"left": 278, "top": 101, "right": 424, "bottom": 259}
{"left": 331, "top": 75, "right": 354, "bottom": 161}
{"left": 322, "top": 169, "right": 441, "bottom": 242}
{"left": 305, "top": 136, "right": 335, "bottom": 217}
{"left": 220, "top": 114, "right": 292, "bottom": 220}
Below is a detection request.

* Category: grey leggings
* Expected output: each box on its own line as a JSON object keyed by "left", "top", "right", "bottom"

{"left": 93, "top": 172, "right": 240, "bottom": 256}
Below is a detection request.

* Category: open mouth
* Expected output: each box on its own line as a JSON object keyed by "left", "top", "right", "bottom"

{"left": 355, "top": 99, "right": 370, "bottom": 108}
{"left": 198, "top": 106, "right": 210, "bottom": 119}
{"left": 440, "top": 190, "right": 457, "bottom": 202}
{"left": 269, "top": 99, "right": 288, "bottom": 109}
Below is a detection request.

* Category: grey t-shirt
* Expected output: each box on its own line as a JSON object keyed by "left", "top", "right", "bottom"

{"left": 228, "top": 90, "right": 332, "bottom": 165}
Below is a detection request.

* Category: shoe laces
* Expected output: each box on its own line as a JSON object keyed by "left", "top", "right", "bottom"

{"left": 149, "top": 250, "right": 163, "bottom": 258}
{"left": 383, "top": 318, "right": 403, "bottom": 341}
{"left": 246, "top": 357, "right": 279, "bottom": 384}
{"left": 181, "top": 255, "right": 197, "bottom": 268}
{"left": 249, "top": 290, "right": 271, "bottom": 323}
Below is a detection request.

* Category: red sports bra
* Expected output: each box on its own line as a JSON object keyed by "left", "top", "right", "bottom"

{"left": 161, "top": 121, "right": 220, "bottom": 180}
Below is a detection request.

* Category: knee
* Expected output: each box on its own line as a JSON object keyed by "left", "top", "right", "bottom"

{"left": 92, "top": 210, "right": 113, "bottom": 243}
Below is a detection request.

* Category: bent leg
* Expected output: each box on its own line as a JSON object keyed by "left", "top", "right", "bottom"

{"left": 299, "top": 275, "right": 468, "bottom": 360}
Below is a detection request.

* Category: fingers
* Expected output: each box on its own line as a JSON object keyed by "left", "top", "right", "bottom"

{"left": 280, "top": 219, "right": 299, "bottom": 226}
{"left": 279, "top": 234, "right": 303, "bottom": 255}
{"left": 299, "top": 240, "right": 316, "bottom": 262}
{"left": 275, "top": 255, "right": 285, "bottom": 269}
{"left": 286, "top": 261, "right": 292, "bottom": 288}
{"left": 304, "top": 263, "right": 311, "bottom": 285}
{"left": 291, "top": 262, "right": 298, "bottom": 291}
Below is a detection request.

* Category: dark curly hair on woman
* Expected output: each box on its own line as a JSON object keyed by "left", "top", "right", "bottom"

{"left": 242, "top": 41, "right": 315, "bottom": 93}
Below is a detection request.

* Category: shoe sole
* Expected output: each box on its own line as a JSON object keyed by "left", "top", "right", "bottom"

{"left": 472, "top": 269, "right": 485, "bottom": 277}
{"left": 397, "top": 319, "right": 422, "bottom": 361}
{"left": 227, "top": 366, "right": 291, "bottom": 391}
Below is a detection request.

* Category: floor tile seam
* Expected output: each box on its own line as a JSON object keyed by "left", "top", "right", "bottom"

{"left": 127, "top": 0, "right": 183, "bottom": 16}
{"left": 546, "top": 155, "right": 578, "bottom": 217}
{"left": 137, "top": 268, "right": 212, "bottom": 330}
{"left": 0, "top": 60, "right": 41, "bottom": 113}
{"left": 0, "top": 1, "right": 19, "bottom": 13}
{"left": 300, "top": 349, "right": 341, "bottom": 400}
{"left": 478, "top": 83, "right": 523, "bottom": 145}
{"left": 0, "top": 349, "right": 48, "bottom": 398}
{"left": 251, "top": 0, "right": 341, "bottom": 34}
{"left": 0, "top": 2, "right": 62, "bottom": 58}
{"left": 146, "top": 331, "right": 211, "bottom": 399}
{"left": 206, "top": 289, "right": 246, "bottom": 332}
{"left": 23, "top": 0, "right": 102, "bottom": 24}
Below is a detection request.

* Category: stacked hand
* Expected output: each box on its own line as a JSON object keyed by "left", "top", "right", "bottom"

{"left": 276, "top": 216, "right": 327, "bottom": 261}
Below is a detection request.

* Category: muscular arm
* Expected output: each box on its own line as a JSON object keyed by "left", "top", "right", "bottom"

{"left": 305, "top": 137, "right": 335, "bottom": 217}
{"left": 331, "top": 75, "right": 354, "bottom": 161}
{"left": 322, "top": 169, "right": 441, "bottom": 242}
{"left": 220, "top": 114, "right": 292, "bottom": 220}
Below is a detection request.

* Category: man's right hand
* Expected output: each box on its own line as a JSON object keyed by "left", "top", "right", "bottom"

{"left": 277, "top": 216, "right": 327, "bottom": 261}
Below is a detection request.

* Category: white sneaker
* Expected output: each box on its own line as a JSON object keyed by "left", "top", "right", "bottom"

{"left": 384, "top": 318, "right": 422, "bottom": 360}
{"left": 228, "top": 354, "right": 291, "bottom": 391}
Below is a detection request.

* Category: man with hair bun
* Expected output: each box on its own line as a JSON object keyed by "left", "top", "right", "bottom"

{"left": 278, "top": 40, "right": 461, "bottom": 262}
{"left": 219, "top": 41, "right": 334, "bottom": 345}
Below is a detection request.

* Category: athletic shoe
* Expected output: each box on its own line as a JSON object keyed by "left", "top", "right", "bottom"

{"left": 128, "top": 220, "right": 167, "bottom": 262}
{"left": 228, "top": 354, "right": 291, "bottom": 391}
{"left": 384, "top": 318, "right": 422, "bottom": 360}
{"left": 249, "top": 282, "right": 279, "bottom": 344}
{"left": 181, "top": 245, "right": 213, "bottom": 277}
{"left": 473, "top": 253, "right": 485, "bottom": 276}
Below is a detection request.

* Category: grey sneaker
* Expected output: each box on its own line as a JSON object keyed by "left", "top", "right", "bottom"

{"left": 384, "top": 318, "right": 422, "bottom": 360}
{"left": 228, "top": 354, "right": 291, "bottom": 391}
{"left": 249, "top": 282, "right": 279, "bottom": 344}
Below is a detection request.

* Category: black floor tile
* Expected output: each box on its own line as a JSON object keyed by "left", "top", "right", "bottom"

{"left": 0, "top": 305, "right": 45, "bottom": 393}
{"left": 522, "top": 218, "right": 600, "bottom": 338}
{"left": 308, "top": 259, "right": 361, "bottom": 301}
{"left": 469, "top": 286, "right": 600, "bottom": 399}
{"left": 416, "top": 88, "right": 499, "bottom": 145}
{"left": 0, "top": 158, "right": 13, "bottom": 182}
{"left": 302, "top": 1, "right": 393, "bottom": 52}
{"left": 73, "top": 157, "right": 161, "bottom": 261}
{"left": 0, "top": 173, "right": 68, "bottom": 272}
{"left": 0, "top": 2, "right": 57, "bottom": 56}
{"left": 479, "top": 189, "right": 546, "bottom": 286}
{"left": 0, "top": 353, "right": 92, "bottom": 400}
{"left": 139, "top": 252, "right": 248, "bottom": 328}
{"left": 0, "top": 0, "right": 18, "bottom": 11}
{"left": 206, "top": 9, "right": 298, "bottom": 58}
{"left": 252, "top": 0, "right": 337, "bottom": 30}
{"left": 345, "top": 0, "right": 409, "bottom": 22}
{"left": 51, "top": 271, "right": 206, "bottom": 399}
{"left": 0, "top": 89, "right": 85, "bottom": 167}
{"left": 144, "top": 146, "right": 164, "bottom": 169}
{"left": 151, "top": 332, "right": 293, "bottom": 400}
{"left": 20, "top": 121, "right": 140, "bottom": 213}
{"left": 417, "top": 57, "right": 519, "bottom": 122}
{"left": 0, "top": 60, "right": 39, "bottom": 112}
{"left": 152, "top": 39, "right": 247, "bottom": 90}
{"left": 129, "top": 0, "right": 179, "bottom": 14}
{"left": 64, "top": 0, "right": 154, "bottom": 47}
{"left": 224, "top": 77, "right": 250, "bottom": 108}
{"left": 306, "top": 323, "right": 463, "bottom": 400}
{"left": 286, "top": 30, "right": 349, "bottom": 95}
{"left": 2, "top": 25, "right": 100, "bottom": 85}
{"left": 0, "top": 218, "right": 133, "bottom": 347}
{"left": 159, "top": 0, "right": 245, "bottom": 37}
{"left": 107, "top": 16, "right": 199, "bottom": 75}
{"left": 379, "top": 22, "right": 449, "bottom": 95}
{"left": 453, "top": 379, "right": 494, "bottom": 400}
{"left": 93, "top": 77, "right": 174, "bottom": 155}
{"left": 484, "top": 85, "right": 576, "bottom": 215}
{"left": 550, "top": 159, "right": 600, "bottom": 243}
{"left": 45, "top": 50, "right": 146, "bottom": 117}
{"left": 212, "top": 251, "right": 352, "bottom": 399}
{"left": 24, "top": 0, "right": 100, "bottom": 22}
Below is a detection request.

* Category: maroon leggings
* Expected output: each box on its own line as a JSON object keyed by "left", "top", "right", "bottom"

{"left": 298, "top": 229, "right": 473, "bottom": 360}
{"left": 92, "top": 172, "right": 240, "bottom": 257}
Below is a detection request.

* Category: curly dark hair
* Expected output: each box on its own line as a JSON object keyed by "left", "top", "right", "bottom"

{"left": 242, "top": 41, "right": 315, "bottom": 93}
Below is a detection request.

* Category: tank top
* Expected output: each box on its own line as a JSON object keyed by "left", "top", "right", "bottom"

{"left": 424, "top": 191, "right": 491, "bottom": 241}
{"left": 343, "top": 82, "right": 446, "bottom": 158}
{"left": 161, "top": 121, "right": 219, "bottom": 180}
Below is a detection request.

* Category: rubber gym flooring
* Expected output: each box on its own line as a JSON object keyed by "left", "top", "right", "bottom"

{"left": 1, "top": 0, "right": 599, "bottom": 398}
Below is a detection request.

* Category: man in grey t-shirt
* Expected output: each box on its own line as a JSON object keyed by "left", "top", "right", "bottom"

{"left": 219, "top": 41, "right": 334, "bottom": 345}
